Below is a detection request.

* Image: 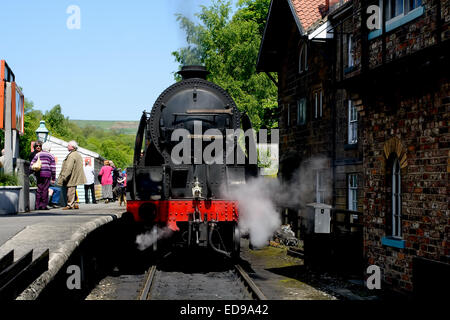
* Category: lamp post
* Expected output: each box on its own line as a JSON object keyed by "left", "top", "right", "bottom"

{"left": 35, "top": 120, "right": 50, "bottom": 143}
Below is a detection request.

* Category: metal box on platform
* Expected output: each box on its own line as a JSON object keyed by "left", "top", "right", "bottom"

{"left": 303, "top": 203, "right": 332, "bottom": 234}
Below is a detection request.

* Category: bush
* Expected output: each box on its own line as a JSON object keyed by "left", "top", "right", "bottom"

{"left": 29, "top": 175, "right": 37, "bottom": 187}
{"left": 0, "top": 172, "right": 19, "bottom": 186}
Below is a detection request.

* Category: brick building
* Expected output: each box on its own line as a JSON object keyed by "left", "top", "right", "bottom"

{"left": 257, "top": 0, "right": 363, "bottom": 234}
{"left": 336, "top": 0, "right": 450, "bottom": 295}
{"left": 258, "top": 0, "right": 449, "bottom": 296}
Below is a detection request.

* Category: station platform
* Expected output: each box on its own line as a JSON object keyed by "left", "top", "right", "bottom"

{"left": 0, "top": 202, "right": 125, "bottom": 300}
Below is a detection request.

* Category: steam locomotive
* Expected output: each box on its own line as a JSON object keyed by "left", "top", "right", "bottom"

{"left": 125, "top": 66, "right": 257, "bottom": 258}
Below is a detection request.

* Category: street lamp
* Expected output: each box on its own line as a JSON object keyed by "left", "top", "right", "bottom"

{"left": 35, "top": 120, "right": 50, "bottom": 143}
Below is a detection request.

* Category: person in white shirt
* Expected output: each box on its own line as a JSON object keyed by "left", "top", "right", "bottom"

{"left": 0, "top": 149, "right": 4, "bottom": 169}
{"left": 83, "top": 159, "right": 97, "bottom": 204}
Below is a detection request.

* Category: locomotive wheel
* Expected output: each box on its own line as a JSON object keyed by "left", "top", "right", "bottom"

{"left": 152, "top": 226, "right": 158, "bottom": 252}
{"left": 231, "top": 224, "right": 240, "bottom": 259}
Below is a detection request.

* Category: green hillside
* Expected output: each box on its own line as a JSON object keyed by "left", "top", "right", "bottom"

{"left": 71, "top": 120, "right": 139, "bottom": 135}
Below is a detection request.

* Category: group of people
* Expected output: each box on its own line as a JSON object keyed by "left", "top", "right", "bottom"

{"left": 29, "top": 140, "right": 126, "bottom": 211}
{"left": 98, "top": 160, "right": 127, "bottom": 206}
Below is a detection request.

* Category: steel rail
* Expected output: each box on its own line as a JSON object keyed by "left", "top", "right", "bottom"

{"left": 139, "top": 265, "right": 157, "bottom": 300}
{"left": 287, "top": 247, "right": 305, "bottom": 259}
{"left": 234, "top": 264, "right": 267, "bottom": 300}
{"left": 139, "top": 257, "right": 266, "bottom": 300}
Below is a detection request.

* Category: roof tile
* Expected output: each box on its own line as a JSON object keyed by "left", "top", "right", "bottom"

{"left": 290, "top": 0, "right": 329, "bottom": 31}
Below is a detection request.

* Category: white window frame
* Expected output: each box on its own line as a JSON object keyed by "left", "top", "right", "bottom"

{"left": 315, "top": 170, "right": 326, "bottom": 204}
{"left": 392, "top": 158, "right": 402, "bottom": 237}
{"left": 348, "top": 174, "right": 358, "bottom": 211}
{"left": 298, "top": 43, "right": 308, "bottom": 73}
{"left": 348, "top": 100, "right": 358, "bottom": 144}
{"left": 382, "top": 0, "right": 422, "bottom": 24}
{"left": 297, "top": 98, "right": 306, "bottom": 125}
{"left": 314, "top": 90, "right": 323, "bottom": 119}
{"left": 347, "top": 33, "right": 354, "bottom": 68}
{"left": 315, "top": 92, "right": 318, "bottom": 118}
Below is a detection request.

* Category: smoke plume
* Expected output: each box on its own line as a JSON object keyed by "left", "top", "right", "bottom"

{"left": 223, "top": 156, "right": 331, "bottom": 248}
{"left": 136, "top": 226, "right": 174, "bottom": 251}
{"left": 134, "top": 156, "right": 331, "bottom": 250}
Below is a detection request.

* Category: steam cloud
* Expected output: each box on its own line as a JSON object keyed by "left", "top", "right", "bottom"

{"left": 134, "top": 156, "right": 331, "bottom": 250}
{"left": 136, "top": 226, "right": 173, "bottom": 251}
{"left": 224, "top": 177, "right": 281, "bottom": 248}
{"left": 223, "top": 156, "right": 331, "bottom": 248}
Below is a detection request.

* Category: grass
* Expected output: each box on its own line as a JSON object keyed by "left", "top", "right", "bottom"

{"left": 249, "top": 245, "right": 302, "bottom": 269}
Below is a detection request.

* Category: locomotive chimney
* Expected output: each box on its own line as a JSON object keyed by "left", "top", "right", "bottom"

{"left": 177, "top": 65, "right": 210, "bottom": 80}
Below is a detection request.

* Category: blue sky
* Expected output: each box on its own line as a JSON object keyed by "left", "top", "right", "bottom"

{"left": 0, "top": 0, "right": 238, "bottom": 121}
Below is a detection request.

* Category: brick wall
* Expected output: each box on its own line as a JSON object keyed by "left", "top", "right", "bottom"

{"left": 332, "top": 0, "right": 450, "bottom": 294}
{"left": 333, "top": 5, "right": 364, "bottom": 212}
{"left": 278, "top": 3, "right": 365, "bottom": 212}
{"left": 361, "top": 75, "right": 449, "bottom": 293}
{"left": 351, "top": 0, "right": 450, "bottom": 70}
{"left": 262, "top": 0, "right": 449, "bottom": 295}
{"left": 334, "top": 87, "right": 364, "bottom": 211}
{"left": 278, "top": 23, "right": 334, "bottom": 189}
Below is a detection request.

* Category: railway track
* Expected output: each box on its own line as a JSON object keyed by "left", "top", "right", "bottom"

{"left": 234, "top": 264, "right": 267, "bottom": 300}
{"left": 139, "top": 261, "right": 266, "bottom": 300}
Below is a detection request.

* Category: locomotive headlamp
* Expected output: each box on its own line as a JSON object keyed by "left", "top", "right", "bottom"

{"left": 192, "top": 177, "right": 202, "bottom": 199}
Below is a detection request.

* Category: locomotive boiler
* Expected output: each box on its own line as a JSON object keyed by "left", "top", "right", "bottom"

{"left": 126, "top": 65, "right": 257, "bottom": 258}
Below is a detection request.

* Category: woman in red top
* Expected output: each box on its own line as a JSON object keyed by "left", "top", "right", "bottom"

{"left": 98, "top": 160, "right": 113, "bottom": 203}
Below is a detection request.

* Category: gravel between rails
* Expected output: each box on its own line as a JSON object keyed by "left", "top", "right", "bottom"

{"left": 149, "top": 269, "right": 251, "bottom": 300}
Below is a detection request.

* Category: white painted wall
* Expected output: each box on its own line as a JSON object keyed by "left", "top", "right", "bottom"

{"left": 44, "top": 136, "right": 105, "bottom": 203}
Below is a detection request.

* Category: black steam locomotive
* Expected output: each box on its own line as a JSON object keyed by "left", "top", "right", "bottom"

{"left": 126, "top": 65, "right": 257, "bottom": 258}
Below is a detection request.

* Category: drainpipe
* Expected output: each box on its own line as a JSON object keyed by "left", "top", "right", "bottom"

{"left": 331, "top": 26, "right": 337, "bottom": 209}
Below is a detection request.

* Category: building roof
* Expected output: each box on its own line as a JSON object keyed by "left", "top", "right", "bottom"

{"left": 290, "top": 0, "right": 327, "bottom": 32}
{"left": 47, "top": 135, "right": 102, "bottom": 159}
{"left": 257, "top": 0, "right": 329, "bottom": 72}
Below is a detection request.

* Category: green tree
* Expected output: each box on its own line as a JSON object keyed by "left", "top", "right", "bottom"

{"left": 16, "top": 100, "right": 134, "bottom": 168}
{"left": 43, "top": 105, "right": 71, "bottom": 139}
{"left": 172, "top": 0, "right": 278, "bottom": 129}
{"left": 19, "top": 99, "right": 43, "bottom": 159}
{"left": 99, "top": 139, "right": 132, "bottom": 170}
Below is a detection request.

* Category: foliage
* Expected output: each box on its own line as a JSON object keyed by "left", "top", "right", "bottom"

{"left": 18, "top": 99, "right": 43, "bottom": 160}
{"left": 172, "top": 0, "right": 278, "bottom": 129}
{"left": 72, "top": 120, "right": 138, "bottom": 135}
{"left": 43, "top": 105, "right": 71, "bottom": 139}
{"left": 0, "top": 172, "right": 19, "bottom": 186}
{"left": 29, "top": 175, "right": 37, "bottom": 187}
{"left": 17, "top": 102, "right": 134, "bottom": 169}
